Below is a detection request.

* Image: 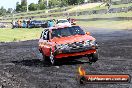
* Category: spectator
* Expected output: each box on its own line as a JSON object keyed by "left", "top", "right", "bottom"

{"left": 67, "top": 18, "right": 72, "bottom": 23}
{"left": 53, "top": 19, "right": 56, "bottom": 26}
{"left": 48, "top": 20, "right": 54, "bottom": 27}
{"left": 27, "top": 18, "right": 31, "bottom": 28}
{"left": 20, "top": 21, "right": 22, "bottom": 28}
{"left": 27, "top": 20, "right": 30, "bottom": 28}
{"left": 12, "top": 20, "right": 15, "bottom": 29}
{"left": 18, "top": 19, "right": 21, "bottom": 28}
{"left": 23, "top": 20, "right": 27, "bottom": 28}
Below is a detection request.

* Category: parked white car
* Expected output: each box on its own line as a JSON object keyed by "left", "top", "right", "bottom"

{"left": 56, "top": 19, "right": 71, "bottom": 27}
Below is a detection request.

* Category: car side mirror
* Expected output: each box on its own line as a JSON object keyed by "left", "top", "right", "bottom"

{"left": 86, "top": 32, "right": 90, "bottom": 35}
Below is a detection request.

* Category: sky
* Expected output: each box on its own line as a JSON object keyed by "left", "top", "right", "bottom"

{"left": 0, "top": 0, "right": 38, "bottom": 10}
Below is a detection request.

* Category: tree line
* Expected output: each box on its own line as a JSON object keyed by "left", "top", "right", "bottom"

{"left": 0, "top": 7, "right": 13, "bottom": 16}
{"left": 0, "top": 0, "right": 111, "bottom": 16}
{"left": 16, "top": 0, "right": 109, "bottom": 12}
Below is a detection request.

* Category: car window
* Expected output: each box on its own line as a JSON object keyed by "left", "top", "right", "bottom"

{"left": 40, "top": 29, "right": 49, "bottom": 40}
{"left": 51, "top": 26, "right": 85, "bottom": 38}
{"left": 70, "top": 26, "right": 84, "bottom": 35}
{"left": 51, "top": 29, "right": 61, "bottom": 38}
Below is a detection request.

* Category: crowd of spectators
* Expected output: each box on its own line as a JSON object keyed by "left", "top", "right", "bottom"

{"left": 11, "top": 18, "right": 32, "bottom": 29}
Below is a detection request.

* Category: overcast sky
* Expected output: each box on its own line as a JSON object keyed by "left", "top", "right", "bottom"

{"left": 0, "top": 0, "right": 38, "bottom": 9}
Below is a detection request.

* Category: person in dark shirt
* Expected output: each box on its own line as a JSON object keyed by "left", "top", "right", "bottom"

{"left": 27, "top": 18, "right": 31, "bottom": 28}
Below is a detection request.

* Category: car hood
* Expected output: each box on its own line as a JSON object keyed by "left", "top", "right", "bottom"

{"left": 51, "top": 34, "right": 95, "bottom": 44}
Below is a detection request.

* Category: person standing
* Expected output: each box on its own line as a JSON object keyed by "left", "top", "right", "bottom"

{"left": 53, "top": 19, "right": 56, "bottom": 26}
{"left": 48, "top": 20, "right": 54, "bottom": 27}
{"left": 27, "top": 18, "right": 31, "bottom": 28}
{"left": 12, "top": 20, "right": 15, "bottom": 29}
{"left": 18, "top": 19, "right": 21, "bottom": 28}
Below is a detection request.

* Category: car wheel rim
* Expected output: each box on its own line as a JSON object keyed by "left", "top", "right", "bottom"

{"left": 50, "top": 52, "right": 54, "bottom": 65}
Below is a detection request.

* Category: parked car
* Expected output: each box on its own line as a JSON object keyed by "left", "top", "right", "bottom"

{"left": 38, "top": 25, "right": 98, "bottom": 65}
{"left": 56, "top": 19, "right": 71, "bottom": 27}
{"left": 29, "top": 20, "right": 47, "bottom": 28}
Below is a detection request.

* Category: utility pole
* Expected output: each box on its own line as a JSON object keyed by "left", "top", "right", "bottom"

{"left": 47, "top": 0, "right": 49, "bottom": 8}
{"left": 26, "top": 0, "right": 28, "bottom": 12}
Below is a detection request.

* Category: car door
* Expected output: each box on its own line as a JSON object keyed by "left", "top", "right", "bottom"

{"left": 40, "top": 29, "right": 51, "bottom": 56}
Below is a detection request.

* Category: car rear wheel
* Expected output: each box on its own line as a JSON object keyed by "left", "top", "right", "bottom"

{"left": 89, "top": 51, "right": 98, "bottom": 62}
{"left": 43, "top": 54, "right": 49, "bottom": 62}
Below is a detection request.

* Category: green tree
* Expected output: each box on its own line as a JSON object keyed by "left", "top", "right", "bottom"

{"left": 16, "top": 2, "right": 22, "bottom": 12}
{"left": 39, "top": 3, "right": 46, "bottom": 10}
{"left": 67, "top": 0, "right": 84, "bottom": 5}
{"left": 38, "top": 0, "right": 44, "bottom": 3}
{"left": 60, "top": 0, "right": 68, "bottom": 7}
{"left": 16, "top": 1, "right": 27, "bottom": 12}
{"left": 0, "top": 6, "right": 7, "bottom": 16}
{"left": 29, "top": 3, "right": 38, "bottom": 11}
{"left": 37, "top": 0, "right": 45, "bottom": 10}
{"left": 21, "top": 0, "right": 27, "bottom": 12}
{"left": 6, "top": 8, "right": 13, "bottom": 14}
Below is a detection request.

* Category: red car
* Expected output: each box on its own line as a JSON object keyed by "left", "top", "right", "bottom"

{"left": 39, "top": 26, "right": 98, "bottom": 65}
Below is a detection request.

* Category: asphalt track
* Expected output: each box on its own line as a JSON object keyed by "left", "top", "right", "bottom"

{"left": 0, "top": 27, "right": 132, "bottom": 88}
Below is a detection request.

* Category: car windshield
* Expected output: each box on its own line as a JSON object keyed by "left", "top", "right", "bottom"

{"left": 57, "top": 20, "right": 68, "bottom": 24}
{"left": 51, "top": 26, "right": 85, "bottom": 38}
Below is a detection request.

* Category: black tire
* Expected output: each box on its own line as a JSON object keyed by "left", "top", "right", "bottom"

{"left": 42, "top": 54, "right": 49, "bottom": 62}
{"left": 89, "top": 52, "right": 98, "bottom": 62}
{"left": 40, "top": 49, "right": 57, "bottom": 65}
